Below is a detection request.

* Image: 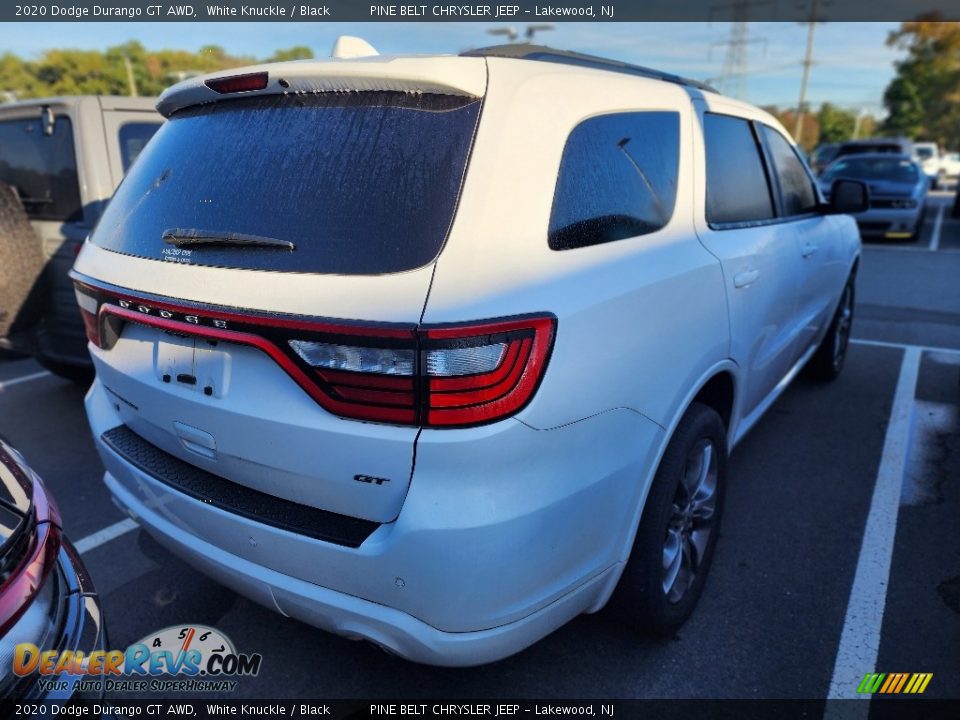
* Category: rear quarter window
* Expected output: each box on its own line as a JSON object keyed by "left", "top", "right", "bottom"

{"left": 549, "top": 111, "right": 680, "bottom": 251}
{"left": 91, "top": 93, "right": 481, "bottom": 275}
{"left": 760, "top": 125, "right": 819, "bottom": 217}
{"left": 0, "top": 115, "right": 82, "bottom": 222}
{"left": 703, "top": 113, "right": 775, "bottom": 226}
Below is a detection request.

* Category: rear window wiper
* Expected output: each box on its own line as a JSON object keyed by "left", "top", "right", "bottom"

{"left": 162, "top": 228, "right": 296, "bottom": 251}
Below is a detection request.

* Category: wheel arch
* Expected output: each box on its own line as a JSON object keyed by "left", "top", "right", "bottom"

{"left": 691, "top": 370, "right": 736, "bottom": 434}
{"left": 588, "top": 360, "right": 741, "bottom": 613}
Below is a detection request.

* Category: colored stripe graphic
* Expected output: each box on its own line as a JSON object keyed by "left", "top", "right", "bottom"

{"left": 858, "top": 673, "right": 885, "bottom": 694}
{"left": 858, "top": 672, "right": 932, "bottom": 694}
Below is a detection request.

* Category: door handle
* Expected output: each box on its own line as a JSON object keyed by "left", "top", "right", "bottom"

{"left": 733, "top": 269, "right": 760, "bottom": 288}
{"left": 802, "top": 243, "right": 819, "bottom": 258}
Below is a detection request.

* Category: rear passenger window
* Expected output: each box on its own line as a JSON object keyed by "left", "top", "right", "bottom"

{"left": 703, "top": 114, "right": 774, "bottom": 226}
{"left": 761, "top": 125, "right": 818, "bottom": 216}
{"left": 0, "top": 116, "right": 82, "bottom": 222}
{"left": 549, "top": 112, "right": 679, "bottom": 251}
{"left": 118, "top": 122, "right": 162, "bottom": 173}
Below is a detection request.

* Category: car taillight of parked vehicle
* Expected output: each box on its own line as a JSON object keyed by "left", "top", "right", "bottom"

{"left": 74, "top": 282, "right": 555, "bottom": 428}
{"left": 75, "top": 286, "right": 101, "bottom": 349}
{"left": 289, "top": 314, "right": 555, "bottom": 427}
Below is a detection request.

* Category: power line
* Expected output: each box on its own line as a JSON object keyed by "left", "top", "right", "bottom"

{"left": 708, "top": 0, "right": 770, "bottom": 99}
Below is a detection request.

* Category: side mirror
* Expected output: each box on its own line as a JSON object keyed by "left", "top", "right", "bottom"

{"left": 826, "top": 179, "right": 869, "bottom": 214}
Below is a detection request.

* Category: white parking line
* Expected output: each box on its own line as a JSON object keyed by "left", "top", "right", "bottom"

{"left": 74, "top": 518, "right": 139, "bottom": 555}
{"left": 0, "top": 370, "right": 52, "bottom": 390}
{"left": 851, "top": 337, "right": 960, "bottom": 355}
{"left": 825, "top": 347, "right": 921, "bottom": 706}
{"left": 929, "top": 204, "right": 945, "bottom": 252}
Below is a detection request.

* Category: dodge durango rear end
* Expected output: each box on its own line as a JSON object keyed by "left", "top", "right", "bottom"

{"left": 73, "top": 44, "right": 861, "bottom": 665}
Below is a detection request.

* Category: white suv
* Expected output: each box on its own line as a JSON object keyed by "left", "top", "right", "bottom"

{"left": 72, "top": 44, "right": 865, "bottom": 666}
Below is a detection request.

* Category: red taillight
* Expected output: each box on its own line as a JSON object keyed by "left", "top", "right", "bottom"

{"left": 290, "top": 315, "right": 555, "bottom": 427}
{"left": 75, "top": 286, "right": 101, "bottom": 348}
{"left": 72, "top": 279, "right": 555, "bottom": 428}
{"left": 421, "top": 316, "right": 556, "bottom": 427}
{"left": 204, "top": 72, "right": 269, "bottom": 94}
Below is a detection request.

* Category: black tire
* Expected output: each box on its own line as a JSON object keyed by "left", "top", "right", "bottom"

{"left": 37, "top": 357, "right": 94, "bottom": 386}
{"left": 808, "top": 280, "right": 854, "bottom": 381}
{"left": 610, "top": 402, "right": 727, "bottom": 636}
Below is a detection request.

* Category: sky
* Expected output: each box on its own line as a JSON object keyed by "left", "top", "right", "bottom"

{"left": 0, "top": 21, "right": 904, "bottom": 113}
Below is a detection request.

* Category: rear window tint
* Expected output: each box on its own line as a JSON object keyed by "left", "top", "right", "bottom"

{"left": 760, "top": 125, "right": 818, "bottom": 216}
{"left": 704, "top": 114, "right": 774, "bottom": 226}
{"left": 0, "top": 115, "right": 82, "bottom": 222}
{"left": 118, "top": 122, "right": 162, "bottom": 173}
{"left": 549, "top": 112, "right": 680, "bottom": 251}
{"left": 838, "top": 143, "right": 904, "bottom": 156}
{"left": 92, "top": 93, "right": 481, "bottom": 275}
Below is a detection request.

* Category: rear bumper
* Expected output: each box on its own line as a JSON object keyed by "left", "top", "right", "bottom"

{"left": 87, "top": 377, "right": 663, "bottom": 665}
{"left": 107, "top": 470, "right": 617, "bottom": 667}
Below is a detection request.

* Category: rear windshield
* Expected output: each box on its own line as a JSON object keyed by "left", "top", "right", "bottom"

{"left": 822, "top": 157, "right": 919, "bottom": 184}
{"left": 91, "top": 93, "right": 481, "bottom": 275}
{"left": 838, "top": 143, "right": 902, "bottom": 156}
{"left": 0, "top": 115, "right": 82, "bottom": 222}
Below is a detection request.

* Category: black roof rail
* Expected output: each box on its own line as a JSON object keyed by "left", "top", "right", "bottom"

{"left": 461, "top": 43, "right": 718, "bottom": 94}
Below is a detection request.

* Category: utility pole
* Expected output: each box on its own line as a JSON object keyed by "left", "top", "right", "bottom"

{"left": 852, "top": 108, "right": 867, "bottom": 139}
{"left": 794, "top": 0, "right": 825, "bottom": 144}
{"left": 123, "top": 55, "right": 138, "bottom": 97}
{"left": 709, "top": 0, "right": 769, "bottom": 100}
{"left": 719, "top": 3, "right": 749, "bottom": 99}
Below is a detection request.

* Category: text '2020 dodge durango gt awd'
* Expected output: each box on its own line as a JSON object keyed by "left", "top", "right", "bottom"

{"left": 71, "top": 43, "right": 866, "bottom": 666}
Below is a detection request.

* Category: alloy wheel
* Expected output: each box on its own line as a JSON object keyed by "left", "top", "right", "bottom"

{"left": 662, "top": 439, "right": 718, "bottom": 604}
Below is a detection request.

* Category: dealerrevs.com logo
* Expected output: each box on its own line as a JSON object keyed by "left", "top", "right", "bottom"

{"left": 13, "top": 624, "right": 262, "bottom": 694}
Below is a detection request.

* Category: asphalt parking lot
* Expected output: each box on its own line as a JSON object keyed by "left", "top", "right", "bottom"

{"left": 1, "top": 190, "right": 959, "bottom": 703}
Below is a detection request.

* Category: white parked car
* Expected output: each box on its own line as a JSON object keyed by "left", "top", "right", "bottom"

{"left": 72, "top": 43, "right": 865, "bottom": 666}
{"left": 939, "top": 152, "right": 960, "bottom": 179}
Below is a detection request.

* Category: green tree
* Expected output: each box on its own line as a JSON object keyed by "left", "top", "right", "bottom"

{"left": 883, "top": 19, "right": 960, "bottom": 147}
{"left": 267, "top": 46, "right": 315, "bottom": 62}
{"left": 0, "top": 43, "right": 317, "bottom": 102}
{"left": 817, "top": 103, "right": 857, "bottom": 144}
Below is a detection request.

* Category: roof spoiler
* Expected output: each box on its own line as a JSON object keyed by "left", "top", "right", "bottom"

{"left": 156, "top": 56, "right": 487, "bottom": 117}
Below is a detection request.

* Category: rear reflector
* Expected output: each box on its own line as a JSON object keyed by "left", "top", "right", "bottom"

{"left": 205, "top": 72, "right": 269, "bottom": 94}
{"left": 72, "top": 279, "right": 555, "bottom": 428}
